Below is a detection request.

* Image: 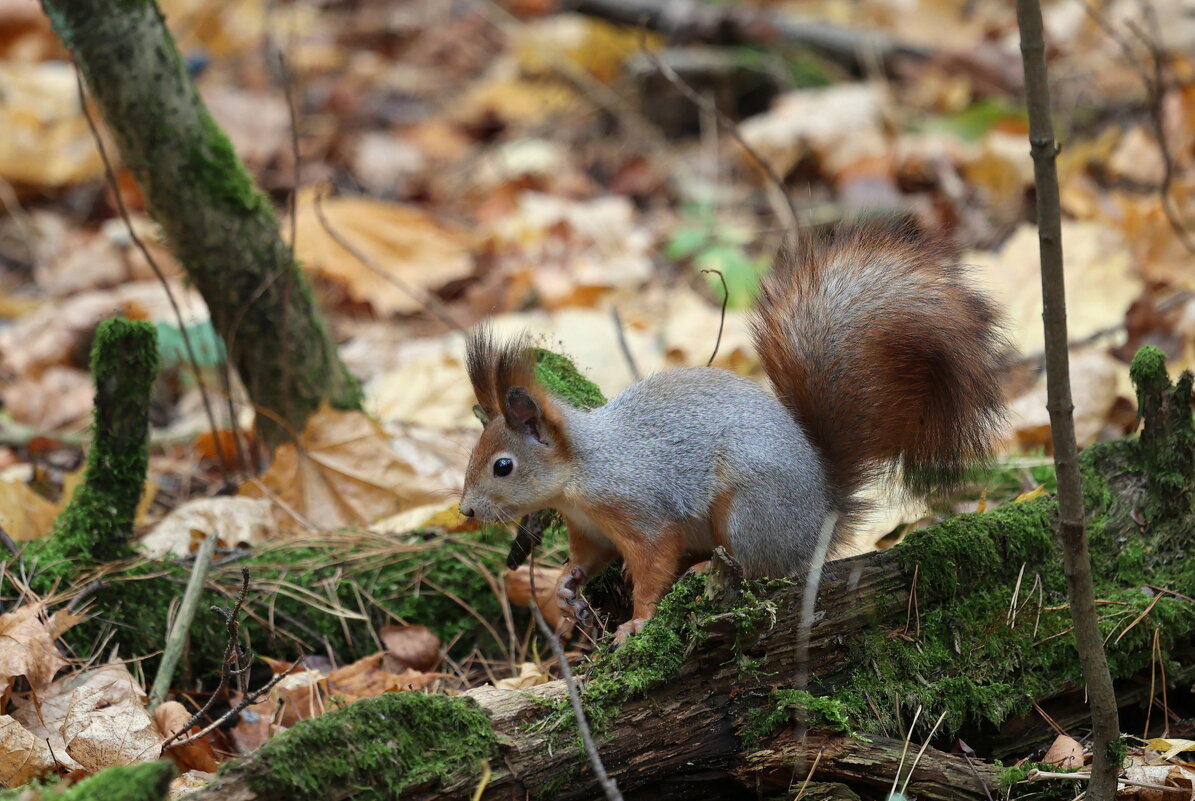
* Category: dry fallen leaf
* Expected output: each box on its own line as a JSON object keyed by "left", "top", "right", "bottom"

{"left": 326, "top": 652, "right": 443, "bottom": 700}
{"left": 292, "top": 192, "right": 475, "bottom": 316}
{"left": 0, "top": 62, "right": 104, "bottom": 187}
{"left": 1041, "top": 733, "right": 1085, "bottom": 770}
{"left": 0, "top": 603, "right": 77, "bottom": 693}
{"left": 9, "top": 661, "right": 151, "bottom": 775}
{"left": 241, "top": 406, "right": 453, "bottom": 531}
{"left": 1007, "top": 349, "right": 1128, "bottom": 449}
{"left": 0, "top": 480, "right": 58, "bottom": 542}
{"left": 505, "top": 564, "right": 565, "bottom": 632}
{"left": 154, "top": 701, "right": 219, "bottom": 774}
{"left": 1, "top": 366, "right": 94, "bottom": 430}
{"left": 969, "top": 222, "right": 1141, "bottom": 357}
{"left": 379, "top": 625, "right": 441, "bottom": 672}
{"left": 0, "top": 714, "right": 57, "bottom": 787}
{"left": 139, "top": 496, "right": 274, "bottom": 559}
{"left": 495, "top": 662, "right": 552, "bottom": 690}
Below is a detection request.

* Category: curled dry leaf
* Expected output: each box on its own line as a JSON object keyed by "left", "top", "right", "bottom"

{"left": 139, "top": 496, "right": 273, "bottom": 559}
{"left": 505, "top": 564, "right": 565, "bottom": 633}
{"left": 327, "top": 652, "right": 444, "bottom": 699}
{"left": 291, "top": 192, "right": 475, "bottom": 316}
{"left": 1041, "top": 733, "right": 1085, "bottom": 771}
{"left": 154, "top": 701, "right": 219, "bottom": 773}
{"left": 0, "top": 603, "right": 79, "bottom": 693}
{"left": 0, "top": 714, "right": 57, "bottom": 787}
{"left": 379, "top": 624, "right": 441, "bottom": 672}
{"left": 494, "top": 662, "right": 552, "bottom": 690}
{"left": 8, "top": 661, "right": 151, "bottom": 776}
{"left": 240, "top": 405, "right": 451, "bottom": 531}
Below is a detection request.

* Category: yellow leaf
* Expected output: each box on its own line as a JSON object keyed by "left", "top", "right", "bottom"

{"left": 291, "top": 192, "right": 476, "bottom": 316}
{"left": 0, "top": 63, "right": 104, "bottom": 187}
{"left": 0, "top": 480, "right": 57, "bottom": 542}
{"left": 1145, "top": 737, "right": 1195, "bottom": 761}
{"left": 1015, "top": 485, "right": 1047, "bottom": 503}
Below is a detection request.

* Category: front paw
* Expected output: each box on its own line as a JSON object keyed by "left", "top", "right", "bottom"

{"left": 613, "top": 618, "right": 645, "bottom": 645}
{"left": 554, "top": 565, "right": 593, "bottom": 634}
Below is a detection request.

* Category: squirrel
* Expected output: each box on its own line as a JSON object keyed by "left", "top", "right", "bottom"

{"left": 460, "top": 217, "right": 1008, "bottom": 643}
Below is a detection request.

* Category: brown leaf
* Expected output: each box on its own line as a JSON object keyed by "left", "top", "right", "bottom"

{"left": 378, "top": 625, "right": 440, "bottom": 672}
{"left": 240, "top": 405, "right": 445, "bottom": 531}
{"left": 154, "top": 701, "right": 219, "bottom": 773}
{"left": 505, "top": 565, "right": 565, "bottom": 632}
{"left": 292, "top": 192, "right": 475, "bottom": 316}
{"left": 0, "top": 714, "right": 57, "bottom": 787}
{"left": 9, "top": 662, "right": 156, "bottom": 774}
{"left": 0, "top": 603, "right": 70, "bottom": 692}
{"left": 327, "top": 653, "right": 443, "bottom": 700}
{"left": 1041, "top": 733, "right": 1085, "bottom": 771}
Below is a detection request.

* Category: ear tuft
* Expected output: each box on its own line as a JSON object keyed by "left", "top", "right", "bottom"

{"left": 504, "top": 387, "right": 544, "bottom": 443}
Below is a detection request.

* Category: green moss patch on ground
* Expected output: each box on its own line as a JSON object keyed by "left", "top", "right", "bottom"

{"left": 234, "top": 691, "right": 495, "bottom": 800}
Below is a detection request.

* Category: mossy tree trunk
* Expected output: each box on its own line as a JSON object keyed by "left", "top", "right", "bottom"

{"left": 41, "top": 0, "right": 362, "bottom": 449}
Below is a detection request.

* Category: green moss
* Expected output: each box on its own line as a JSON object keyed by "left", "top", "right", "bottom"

{"left": 1130, "top": 346, "right": 1194, "bottom": 533}
{"left": 235, "top": 692, "right": 494, "bottom": 800}
{"left": 25, "top": 318, "right": 157, "bottom": 585}
{"left": 189, "top": 112, "right": 271, "bottom": 216}
{"left": 533, "top": 348, "right": 605, "bottom": 409}
{"left": 0, "top": 761, "right": 176, "bottom": 801}
{"left": 742, "top": 689, "right": 855, "bottom": 745}
{"left": 997, "top": 763, "right": 1078, "bottom": 800}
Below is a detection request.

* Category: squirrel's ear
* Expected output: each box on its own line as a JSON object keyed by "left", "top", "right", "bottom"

{"left": 504, "top": 387, "right": 545, "bottom": 444}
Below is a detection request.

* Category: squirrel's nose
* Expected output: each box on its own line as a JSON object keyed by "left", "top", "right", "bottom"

{"left": 461, "top": 506, "right": 475, "bottom": 518}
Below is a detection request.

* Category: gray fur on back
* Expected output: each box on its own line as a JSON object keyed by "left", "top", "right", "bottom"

{"left": 559, "top": 367, "right": 832, "bottom": 578}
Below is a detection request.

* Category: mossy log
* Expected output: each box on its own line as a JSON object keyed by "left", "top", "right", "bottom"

{"left": 42, "top": 0, "right": 361, "bottom": 448}
{"left": 175, "top": 354, "right": 1193, "bottom": 801}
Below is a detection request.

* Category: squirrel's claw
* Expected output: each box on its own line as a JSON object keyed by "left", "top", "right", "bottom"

{"left": 554, "top": 565, "right": 593, "bottom": 635}
{"left": 613, "top": 618, "right": 645, "bottom": 645}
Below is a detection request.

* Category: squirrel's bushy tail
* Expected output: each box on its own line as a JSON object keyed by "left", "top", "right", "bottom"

{"left": 751, "top": 217, "right": 1008, "bottom": 521}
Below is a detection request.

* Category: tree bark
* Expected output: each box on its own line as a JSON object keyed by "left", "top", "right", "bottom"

{"left": 41, "top": 0, "right": 362, "bottom": 449}
{"left": 1015, "top": 2, "right": 1122, "bottom": 798}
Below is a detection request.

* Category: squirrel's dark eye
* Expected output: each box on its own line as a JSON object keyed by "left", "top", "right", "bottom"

{"left": 493, "top": 457, "right": 514, "bottom": 477}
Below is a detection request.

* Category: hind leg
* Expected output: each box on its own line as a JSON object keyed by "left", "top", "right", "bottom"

{"left": 721, "top": 481, "right": 823, "bottom": 578}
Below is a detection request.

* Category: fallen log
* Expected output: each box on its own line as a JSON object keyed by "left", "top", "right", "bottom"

{"left": 564, "top": 0, "right": 928, "bottom": 72}
{"left": 186, "top": 350, "right": 1195, "bottom": 801}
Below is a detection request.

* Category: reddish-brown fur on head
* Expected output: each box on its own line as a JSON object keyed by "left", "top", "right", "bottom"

{"left": 752, "top": 217, "right": 1009, "bottom": 518}
{"left": 461, "top": 327, "right": 573, "bottom": 521}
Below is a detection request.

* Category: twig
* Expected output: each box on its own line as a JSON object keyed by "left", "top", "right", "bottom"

{"left": 957, "top": 740, "right": 995, "bottom": 801}
{"left": 161, "top": 568, "right": 298, "bottom": 752}
{"left": 1016, "top": 3, "right": 1121, "bottom": 799}
{"left": 641, "top": 44, "right": 800, "bottom": 229}
{"left": 527, "top": 548, "right": 623, "bottom": 801}
{"left": 311, "top": 186, "right": 466, "bottom": 333}
{"left": 610, "top": 308, "right": 642, "bottom": 382}
{"left": 792, "top": 512, "right": 837, "bottom": 780}
{"left": 74, "top": 69, "right": 234, "bottom": 486}
{"left": 899, "top": 709, "right": 949, "bottom": 797}
{"left": 149, "top": 531, "right": 218, "bottom": 710}
{"left": 699, "top": 269, "right": 729, "bottom": 367}
{"left": 65, "top": 579, "right": 107, "bottom": 613}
